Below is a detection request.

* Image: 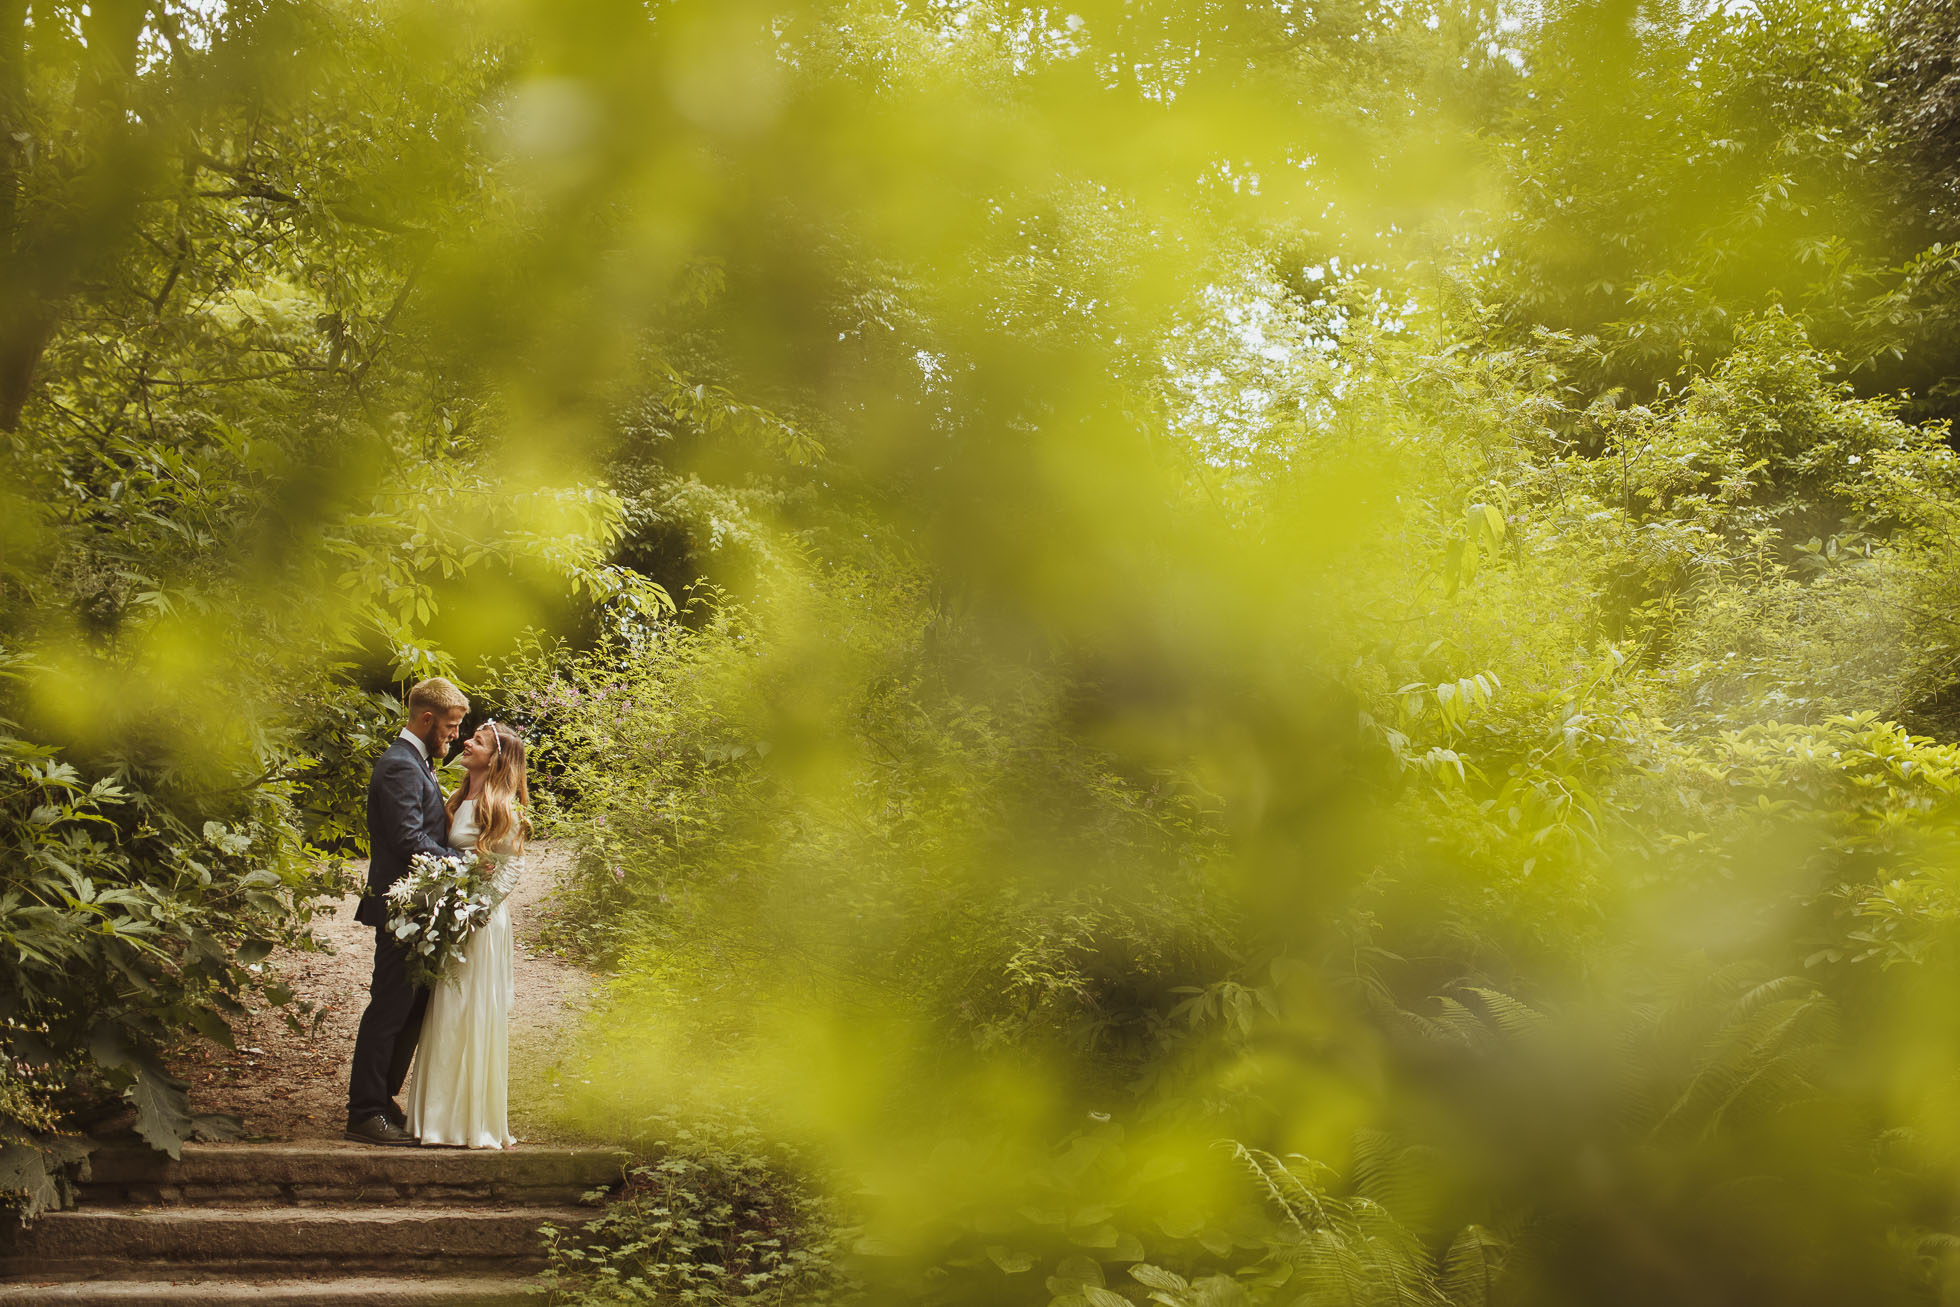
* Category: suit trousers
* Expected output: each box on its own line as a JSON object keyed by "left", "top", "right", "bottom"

{"left": 347, "top": 925, "right": 429, "bottom": 1123}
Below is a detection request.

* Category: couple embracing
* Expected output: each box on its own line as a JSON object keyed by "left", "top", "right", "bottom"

{"left": 345, "top": 677, "right": 530, "bottom": 1149}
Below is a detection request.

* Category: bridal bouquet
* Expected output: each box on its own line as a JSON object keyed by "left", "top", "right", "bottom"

{"left": 384, "top": 850, "right": 500, "bottom": 987}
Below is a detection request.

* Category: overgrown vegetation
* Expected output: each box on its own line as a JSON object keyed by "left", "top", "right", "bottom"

{"left": 15, "top": 2, "right": 1960, "bottom": 1304}
{"left": 0, "top": 0, "right": 646, "bottom": 1204}
{"left": 537, "top": 1117, "right": 847, "bottom": 1306}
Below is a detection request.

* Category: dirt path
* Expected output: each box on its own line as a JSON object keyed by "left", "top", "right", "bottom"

{"left": 172, "top": 842, "right": 595, "bottom": 1143}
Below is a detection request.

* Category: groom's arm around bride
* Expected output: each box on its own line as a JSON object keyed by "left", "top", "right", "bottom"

{"left": 346, "top": 676, "right": 468, "bottom": 1146}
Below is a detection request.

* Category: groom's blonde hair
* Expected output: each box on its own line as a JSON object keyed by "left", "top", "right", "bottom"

{"left": 405, "top": 677, "right": 469, "bottom": 722}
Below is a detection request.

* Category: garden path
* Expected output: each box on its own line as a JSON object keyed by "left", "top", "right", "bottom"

{"left": 172, "top": 841, "right": 596, "bottom": 1143}
{"left": 1, "top": 845, "right": 610, "bottom": 1302}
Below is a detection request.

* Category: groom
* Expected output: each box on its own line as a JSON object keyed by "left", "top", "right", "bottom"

{"left": 345, "top": 676, "right": 468, "bottom": 1146}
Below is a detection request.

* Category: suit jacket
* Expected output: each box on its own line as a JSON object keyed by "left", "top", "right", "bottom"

{"left": 356, "top": 735, "right": 452, "bottom": 927}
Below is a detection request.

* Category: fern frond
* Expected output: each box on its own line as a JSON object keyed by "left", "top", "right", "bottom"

{"left": 1459, "top": 987, "right": 1547, "bottom": 1037}
{"left": 1349, "top": 1130, "right": 1442, "bottom": 1234}
{"left": 1229, "top": 1143, "right": 1317, "bottom": 1235}
{"left": 1441, "top": 1225, "right": 1505, "bottom": 1307}
{"left": 1656, "top": 979, "right": 1839, "bottom": 1138}
{"left": 1728, "top": 974, "right": 1815, "bottom": 1020}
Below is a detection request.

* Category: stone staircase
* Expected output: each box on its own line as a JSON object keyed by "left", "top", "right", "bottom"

{"left": 0, "top": 1141, "right": 627, "bottom": 1304}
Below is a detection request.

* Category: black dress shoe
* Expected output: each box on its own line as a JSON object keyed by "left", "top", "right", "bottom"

{"left": 345, "top": 1113, "right": 418, "bottom": 1146}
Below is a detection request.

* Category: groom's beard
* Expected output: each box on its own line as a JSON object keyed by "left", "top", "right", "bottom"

{"left": 414, "top": 723, "right": 444, "bottom": 762}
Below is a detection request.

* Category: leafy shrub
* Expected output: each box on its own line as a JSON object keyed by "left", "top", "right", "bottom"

{"left": 530, "top": 558, "right": 1237, "bottom": 1082}
{"left": 0, "top": 655, "right": 330, "bottom": 1171}
{"left": 0, "top": 1018, "right": 90, "bottom": 1219}
{"left": 538, "top": 1122, "right": 848, "bottom": 1306}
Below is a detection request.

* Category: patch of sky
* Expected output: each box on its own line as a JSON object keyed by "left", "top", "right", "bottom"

{"left": 1159, "top": 261, "right": 1359, "bottom": 471}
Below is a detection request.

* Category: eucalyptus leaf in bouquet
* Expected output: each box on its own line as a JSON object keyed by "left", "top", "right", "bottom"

{"left": 385, "top": 851, "right": 502, "bottom": 988}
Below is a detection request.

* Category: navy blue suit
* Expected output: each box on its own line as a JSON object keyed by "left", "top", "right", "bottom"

{"left": 355, "top": 737, "right": 450, "bottom": 926}
{"left": 347, "top": 734, "right": 451, "bottom": 1123}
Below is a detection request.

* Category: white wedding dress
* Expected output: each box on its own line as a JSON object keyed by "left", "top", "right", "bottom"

{"left": 404, "top": 799, "right": 522, "bottom": 1148}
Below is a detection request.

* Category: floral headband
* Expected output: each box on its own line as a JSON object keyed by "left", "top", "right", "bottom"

{"left": 481, "top": 719, "right": 516, "bottom": 758}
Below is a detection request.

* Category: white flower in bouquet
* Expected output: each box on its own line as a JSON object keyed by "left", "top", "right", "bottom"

{"left": 384, "top": 849, "right": 501, "bottom": 987}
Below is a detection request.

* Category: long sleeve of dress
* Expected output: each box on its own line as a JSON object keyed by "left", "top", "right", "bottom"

{"left": 447, "top": 800, "right": 523, "bottom": 909}
{"left": 482, "top": 853, "right": 524, "bottom": 910}
{"left": 486, "top": 851, "right": 522, "bottom": 1007}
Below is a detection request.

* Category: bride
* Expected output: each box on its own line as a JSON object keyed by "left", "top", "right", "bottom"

{"left": 405, "top": 718, "right": 529, "bottom": 1149}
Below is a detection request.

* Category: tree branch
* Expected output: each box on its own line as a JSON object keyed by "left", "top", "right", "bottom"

{"left": 144, "top": 366, "right": 335, "bottom": 387}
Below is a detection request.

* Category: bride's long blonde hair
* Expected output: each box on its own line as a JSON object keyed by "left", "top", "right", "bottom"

{"left": 445, "top": 721, "right": 531, "bottom": 854}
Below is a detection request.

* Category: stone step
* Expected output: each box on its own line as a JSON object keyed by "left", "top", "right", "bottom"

{"left": 79, "top": 1142, "right": 629, "bottom": 1206}
{"left": 0, "top": 1274, "right": 538, "bottom": 1305}
{"left": 0, "top": 1205, "right": 592, "bottom": 1278}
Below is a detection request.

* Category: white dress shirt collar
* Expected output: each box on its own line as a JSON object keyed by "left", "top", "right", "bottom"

{"left": 397, "top": 727, "right": 430, "bottom": 762}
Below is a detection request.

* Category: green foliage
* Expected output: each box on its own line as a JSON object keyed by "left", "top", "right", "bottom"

{"left": 472, "top": 1, "right": 1960, "bottom": 1301}
{"left": 538, "top": 1122, "right": 847, "bottom": 1306}
{"left": 19, "top": 0, "right": 1960, "bottom": 1299}
{"left": 527, "top": 559, "right": 1234, "bottom": 1084}
{"left": 0, "top": 0, "right": 652, "bottom": 1199}
{"left": 0, "top": 654, "right": 307, "bottom": 1163}
{"left": 0, "top": 1015, "right": 91, "bottom": 1219}
{"left": 1485, "top": 0, "right": 1960, "bottom": 420}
